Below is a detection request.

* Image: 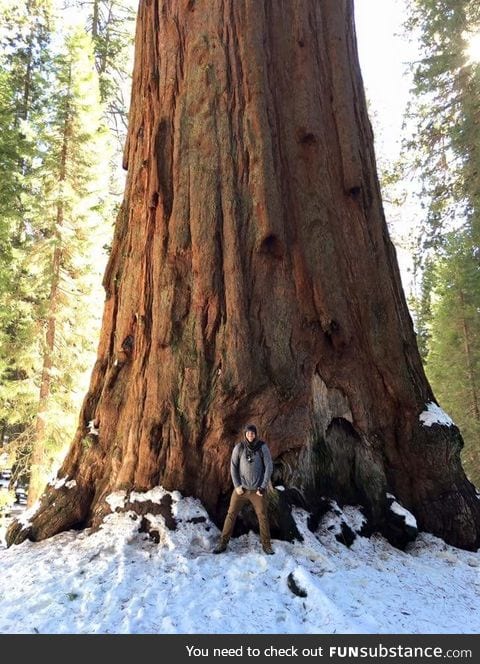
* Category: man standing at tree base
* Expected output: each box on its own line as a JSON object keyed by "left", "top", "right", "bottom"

{"left": 213, "top": 424, "right": 274, "bottom": 555}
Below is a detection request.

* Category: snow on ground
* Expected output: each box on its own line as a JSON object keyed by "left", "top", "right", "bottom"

{"left": 0, "top": 489, "right": 479, "bottom": 634}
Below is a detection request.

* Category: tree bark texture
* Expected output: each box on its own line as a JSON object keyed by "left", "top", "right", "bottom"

{"left": 8, "top": 0, "right": 480, "bottom": 549}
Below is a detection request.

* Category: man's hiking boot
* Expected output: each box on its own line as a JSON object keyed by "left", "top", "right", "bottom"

{"left": 262, "top": 545, "right": 274, "bottom": 555}
{"left": 213, "top": 541, "right": 228, "bottom": 554}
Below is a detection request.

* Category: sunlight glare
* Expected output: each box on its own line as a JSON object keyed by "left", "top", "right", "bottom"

{"left": 465, "top": 30, "right": 480, "bottom": 65}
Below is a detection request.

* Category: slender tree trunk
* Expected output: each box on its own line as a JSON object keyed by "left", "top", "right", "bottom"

{"left": 9, "top": 0, "right": 480, "bottom": 549}
{"left": 92, "top": 0, "right": 100, "bottom": 39}
{"left": 27, "top": 245, "right": 61, "bottom": 506}
{"left": 459, "top": 289, "right": 480, "bottom": 421}
{"left": 99, "top": 2, "right": 114, "bottom": 75}
{"left": 13, "top": 0, "right": 33, "bottom": 226}
{"left": 16, "top": 0, "right": 34, "bottom": 128}
{"left": 27, "top": 69, "right": 72, "bottom": 506}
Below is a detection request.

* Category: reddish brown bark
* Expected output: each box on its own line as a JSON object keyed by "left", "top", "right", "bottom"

{"left": 8, "top": 0, "right": 480, "bottom": 549}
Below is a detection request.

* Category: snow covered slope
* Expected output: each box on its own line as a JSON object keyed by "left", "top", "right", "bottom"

{"left": 0, "top": 489, "right": 479, "bottom": 634}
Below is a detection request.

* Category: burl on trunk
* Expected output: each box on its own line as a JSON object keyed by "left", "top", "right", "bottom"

{"left": 8, "top": 0, "right": 480, "bottom": 550}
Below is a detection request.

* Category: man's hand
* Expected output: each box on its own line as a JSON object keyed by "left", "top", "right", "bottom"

{"left": 235, "top": 486, "right": 244, "bottom": 495}
{"left": 256, "top": 488, "right": 265, "bottom": 496}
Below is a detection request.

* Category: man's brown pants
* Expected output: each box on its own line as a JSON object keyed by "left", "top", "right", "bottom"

{"left": 220, "top": 489, "right": 271, "bottom": 547}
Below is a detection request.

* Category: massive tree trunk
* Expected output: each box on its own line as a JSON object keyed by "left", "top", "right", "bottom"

{"left": 8, "top": 0, "right": 480, "bottom": 549}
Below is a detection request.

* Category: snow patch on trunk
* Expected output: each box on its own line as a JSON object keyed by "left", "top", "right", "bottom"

{"left": 105, "top": 491, "right": 127, "bottom": 512}
{"left": 419, "top": 401, "right": 454, "bottom": 427}
{"left": 386, "top": 493, "right": 417, "bottom": 529}
{"left": 48, "top": 476, "right": 77, "bottom": 490}
{"left": 129, "top": 487, "right": 169, "bottom": 504}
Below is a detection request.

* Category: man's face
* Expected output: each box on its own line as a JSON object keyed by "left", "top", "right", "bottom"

{"left": 245, "top": 430, "right": 256, "bottom": 442}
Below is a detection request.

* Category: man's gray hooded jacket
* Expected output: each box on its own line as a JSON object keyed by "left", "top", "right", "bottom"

{"left": 231, "top": 439, "right": 273, "bottom": 491}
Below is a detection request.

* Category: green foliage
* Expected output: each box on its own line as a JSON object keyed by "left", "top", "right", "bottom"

{"left": 403, "top": 0, "right": 480, "bottom": 484}
{"left": 0, "top": 1, "right": 121, "bottom": 489}
{"left": 84, "top": 0, "right": 136, "bottom": 150}
{"left": 26, "top": 24, "right": 114, "bottom": 481}
{"left": 404, "top": 0, "right": 480, "bottom": 250}
{"left": 424, "top": 231, "right": 480, "bottom": 483}
{"left": 81, "top": 436, "right": 92, "bottom": 452}
{"left": 0, "top": 0, "right": 54, "bottom": 441}
{"left": 408, "top": 255, "right": 437, "bottom": 361}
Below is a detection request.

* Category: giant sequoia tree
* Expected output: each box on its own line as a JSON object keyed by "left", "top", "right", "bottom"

{"left": 8, "top": 0, "right": 480, "bottom": 550}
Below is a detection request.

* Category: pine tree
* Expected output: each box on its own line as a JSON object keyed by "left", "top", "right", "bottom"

{"left": 0, "top": 0, "right": 54, "bottom": 456}
{"left": 403, "top": 0, "right": 480, "bottom": 482}
{"left": 0, "top": 3, "right": 114, "bottom": 508}
{"left": 404, "top": 0, "right": 479, "bottom": 247}
{"left": 87, "top": 0, "right": 136, "bottom": 148}
{"left": 27, "top": 23, "right": 112, "bottom": 504}
{"left": 426, "top": 232, "right": 480, "bottom": 484}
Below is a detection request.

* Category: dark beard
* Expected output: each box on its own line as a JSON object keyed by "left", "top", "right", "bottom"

{"left": 245, "top": 439, "right": 262, "bottom": 455}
